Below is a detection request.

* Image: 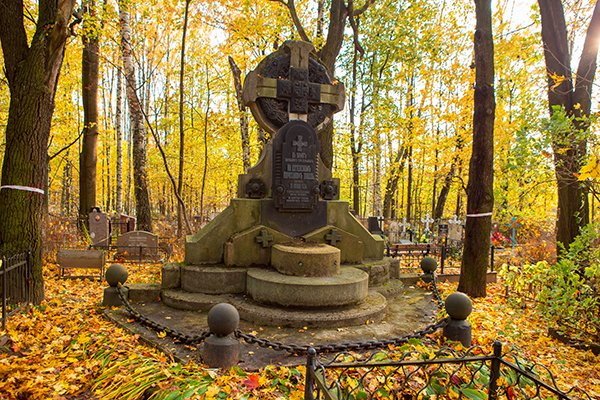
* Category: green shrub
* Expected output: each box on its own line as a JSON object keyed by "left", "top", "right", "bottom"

{"left": 499, "top": 224, "right": 600, "bottom": 342}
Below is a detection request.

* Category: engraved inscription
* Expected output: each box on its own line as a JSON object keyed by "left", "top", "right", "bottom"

{"left": 272, "top": 121, "right": 319, "bottom": 211}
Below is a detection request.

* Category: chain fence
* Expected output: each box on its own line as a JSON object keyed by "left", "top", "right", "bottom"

{"left": 116, "top": 271, "right": 449, "bottom": 355}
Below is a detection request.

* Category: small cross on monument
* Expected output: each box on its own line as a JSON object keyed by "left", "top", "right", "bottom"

{"left": 293, "top": 136, "right": 308, "bottom": 152}
{"left": 325, "top": 229, "right": 342, "bottom": 246}
{"left": 255, "top": 229, "right": 274, "bottom": 248}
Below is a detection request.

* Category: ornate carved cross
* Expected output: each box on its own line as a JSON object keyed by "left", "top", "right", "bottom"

{"left": 242, "top": 40, "right": 345, "bottom": 133}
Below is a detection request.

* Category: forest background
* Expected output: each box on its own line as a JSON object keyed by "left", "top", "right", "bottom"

{"left": 0, "top": 0, "right": 598, "bottom": 254}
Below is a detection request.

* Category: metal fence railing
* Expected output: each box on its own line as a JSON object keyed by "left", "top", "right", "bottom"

{"left": 1, "top": 251, "right": 32, "bottom": 330}
{"left": 305, "top": 341, "right": 592, "bottom": 400}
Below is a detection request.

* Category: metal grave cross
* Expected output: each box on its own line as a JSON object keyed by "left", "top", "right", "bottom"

{"left": 325, "top": 229, "right": 342, "bottom": 246}
{"left": 448, "top": 214, "right": 461, "bottom": 226}
{"left": 399, "top": 217, "right": 410, "bottom": 233}
{"left": 421, "top": 214, "right": 434, "bottom": 233}
{"left": 255, "top": 229, "right": 274, "bottom": 248}
{"left": 242, "top": 40, "right": 345, "bottom": 130}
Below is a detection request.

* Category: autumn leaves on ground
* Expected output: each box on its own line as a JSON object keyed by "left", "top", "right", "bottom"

{"left": 0, "top": 257, "right": 597, "bottom": 400}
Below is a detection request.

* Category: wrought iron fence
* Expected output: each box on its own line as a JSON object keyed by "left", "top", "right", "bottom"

{"left": 387, "top": 242, "right": 496, "bottom": 274}
{"left": 1, "top": 251, "right": 32, "bottom": 330}
{"left": 304, "top": 341, "right": 592, "bottom": 400}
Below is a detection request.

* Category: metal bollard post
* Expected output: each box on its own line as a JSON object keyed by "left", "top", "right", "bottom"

{"left": 488, "top": 341, "right": 502, "bottom": 400}
{"left": 443, "top": 292, "right": 473, "bottom": 347}
{"left": 420, "top": 256, "right": 437, "bottom": 283}
{"left": 202, "top": 303, "right": 240, "bottom": 369}
{"left": 490, "top": 245, "right": 495, "bottom": 272}
{"left": 304, "top": 348, "right": 317, "bottom": 400}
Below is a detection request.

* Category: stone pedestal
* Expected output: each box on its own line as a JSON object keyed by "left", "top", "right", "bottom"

{"left": 271, "top": 243, "right": 340, "bottom": 277}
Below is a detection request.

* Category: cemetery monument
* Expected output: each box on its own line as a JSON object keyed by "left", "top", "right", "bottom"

{"left": 159, "top": 40, "right": 396, "bottom": 327}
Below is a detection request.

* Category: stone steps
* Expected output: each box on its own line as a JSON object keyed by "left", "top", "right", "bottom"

{"left": 161, "top": 289, "right": 231, "bottom": 311}
{"left": 180, "top": 265, "right": 246, "bottom": 294}
{"left": 230, "top": 292, "right": 387, "bottom": 328}
{"left": 246, "top": 267, "right": 369, "bottom": 307}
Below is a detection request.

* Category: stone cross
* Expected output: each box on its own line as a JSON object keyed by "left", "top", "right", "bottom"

{"left": 421, "top": 214, "right": 434, "bottom": 233}
{"left": 325, "top": 229, "right": 342, "bottom": 246}
{"left": 255, "top": 229, "right": 274, "bottom": 248}
{"left": 242, "top": 40, "right": 345, "bottom": 133}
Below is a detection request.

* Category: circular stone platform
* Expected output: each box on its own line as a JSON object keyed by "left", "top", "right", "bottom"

{"left": 246, "top": 267, "right": 368, "bottom": 307}
{"left": 271, "top": 242, "right": 340, "bottom": 277}
{"left": 231, "top": 292, "right": 387, "bottom": 328}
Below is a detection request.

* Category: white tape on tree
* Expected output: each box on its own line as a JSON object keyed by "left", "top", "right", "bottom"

{"left": 0, "top": 185, "right": 45, "bottom": 195}
{"left": 466, "top": 212, "right": 493, "bottom": 218}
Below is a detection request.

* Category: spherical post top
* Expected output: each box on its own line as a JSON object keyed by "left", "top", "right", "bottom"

{"left": 207, "top": 303, "right": 240, "bottom": 337}
{"left": 105, "top": 264, "right": 128, "bottom": 287}
{"left": 420, "top": 256, "right": 438, "bottom": 273}
{"left": 445, "top": 292, "right": 473, "bottom": 320}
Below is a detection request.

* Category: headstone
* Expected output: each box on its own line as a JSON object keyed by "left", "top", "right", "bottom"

{"left": 438, "top": 223, "right": 449, "bottom": 239}
{"left": 448, "top": 214, "right": 463, "bottom": 242}
{"left": 116, "top": 231, "right": 158, "bottom": 260}
{"left": 388, "top": 220, "right": 400, "bottom": 244}
{"left": 119, "top": 214, "right": 136, "bottom": 234}
{"left": 367, "top": 216, "right": 383, "bottom": 235}
{"left": 89, "top": 207, "right": 109, "bottom": 246}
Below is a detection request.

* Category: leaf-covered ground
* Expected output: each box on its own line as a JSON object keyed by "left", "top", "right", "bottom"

{"left": 0, "top": 262, "right": 598, "bottom": 399}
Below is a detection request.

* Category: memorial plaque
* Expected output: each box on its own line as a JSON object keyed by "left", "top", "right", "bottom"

{"left": 272, "top": 120, "right": 319, "bottom": 211}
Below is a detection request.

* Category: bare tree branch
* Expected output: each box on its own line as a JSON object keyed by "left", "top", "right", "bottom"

{"left": 48, "top": 130, "right": 84, "bottom": 161}
{"left": 272, "top": 0, "right": 310, "bottom": 42}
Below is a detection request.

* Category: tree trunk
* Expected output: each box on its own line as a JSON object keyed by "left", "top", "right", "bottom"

{"left": 538, "top": 0, "right": 600, "bottom": 251}
{"left": 115, "top": 65, "right": 123, "bottom": 214}
{"left": 177, "top": 0, "right": 191, "bottom": 237}
{"left": 383, "top": 148, "right": 407, "bottom": 218}
{"left": 200, "top": 64, "right": 211, "bottom": 222}
{"left": 434, "top": 163, "right": 455, "bottom": 220}
{"left": 119, "top": 1, "right": 152, "bottom": 232}
{"left": 79, "top": 0, "right": 100, "bottom": 224}
{"left": 0, "top": 0, "right": 76, "bottom": 303}
{"left": 61, "top": 157, "right": 73, "bottom": 216}
{"left": 228, "top": 56, "right": 251, "bottom": 172}
{"left": 458, "top": 0, "right": 495, "bottom": 298}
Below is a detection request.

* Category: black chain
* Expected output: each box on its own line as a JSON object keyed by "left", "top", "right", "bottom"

{"left": 431, "top": 275, "right": 445, "bottom": 309}
{"left": 116, "top": 273, "right": 448, "bottom": 355}
{"left": 116, "top": 284, "right": 211, "bottom": 344}
{"left": 235, "top": 318, "right": 448, "bottom": 355}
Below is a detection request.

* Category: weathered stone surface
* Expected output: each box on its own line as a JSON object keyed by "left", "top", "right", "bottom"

{"left": 389, "top": 258, "right": 401, "bottom": 279}
{"left": 350, "top": 259, "right": 391, "bottom": 286}
{"left": 224, "top": 225, "right": 292, "bottom": 267}
{"left": 185, "top": 199, "right": 261, "bottom": 264}
{"left": 327, "top": 201, "right": 385, "bottom": 260}
{"left": 127, "top": 283, "right": 161, "bottom": 303}
{"left": 181, "top": 265, "right": 247, "bottom": 294}
{"left": 162, "top": 263, "right": 182, "bottom": 289}
{"left": 89, "top": 208, "right": 109, "bottom": 246}
{"left": 246, "top": 267, "right": 368, "bottom": 307}
{"left": 231, "top": 292, "right": 386, "bottom": 328}
{"left": 271, "top": 242, "right": 340, "bottom": 277}
{"left": 102, "top": 286, "right": 128, "bottom": 307}
{"left": 203, "top": 334, "right": 240, "bottom": 368}
{"left": 161, "top": 289, "right": 230, "bottom": 311}
{"left": 303, "top": 225, "right": 364, "bottom": 264}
